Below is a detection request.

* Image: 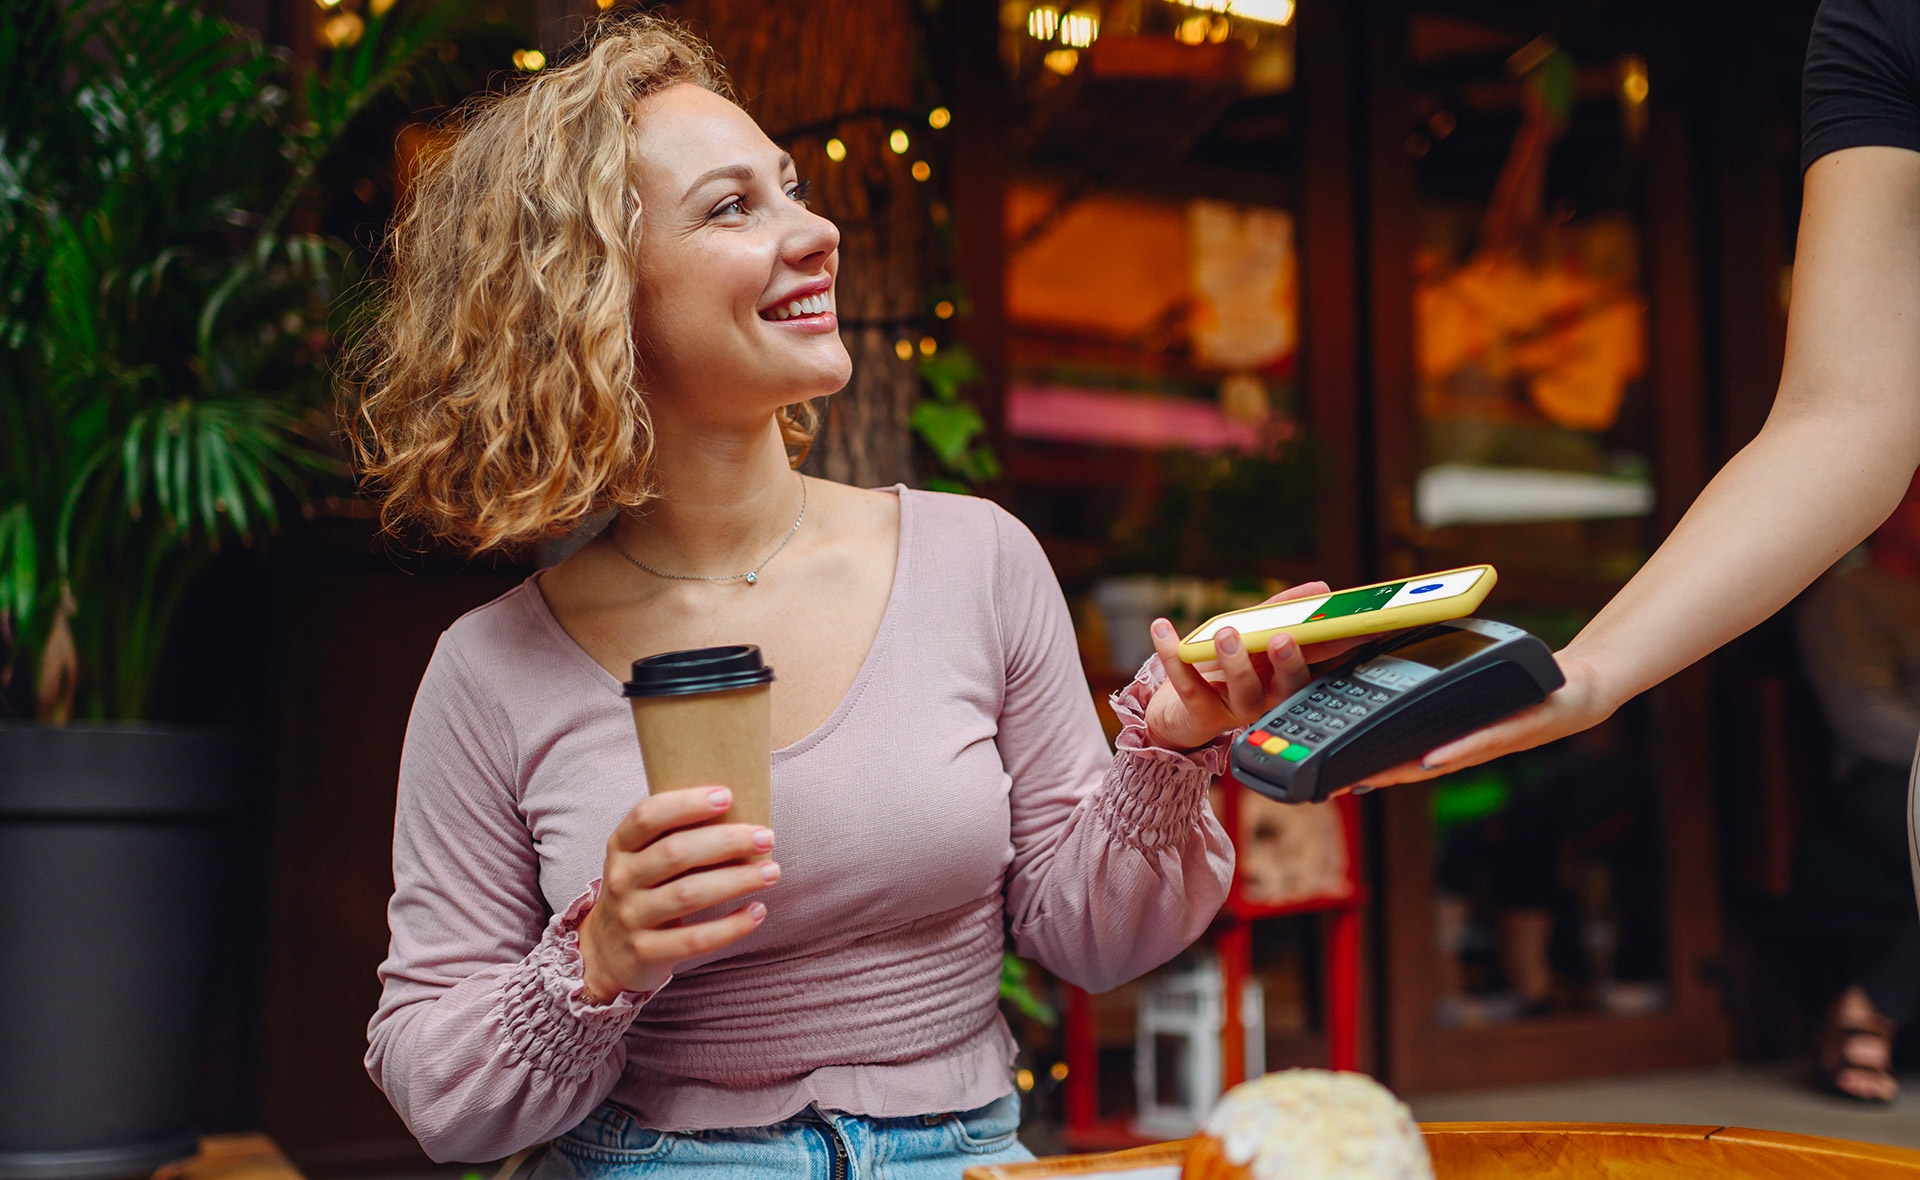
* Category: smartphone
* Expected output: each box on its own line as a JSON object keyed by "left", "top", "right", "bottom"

{"left": 1176, "top": 565, "right": 1497, "bottom": 663}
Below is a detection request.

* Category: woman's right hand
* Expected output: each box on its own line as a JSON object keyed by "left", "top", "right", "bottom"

{"left": 577, "top": 786, "right": 778, "bottom": 1003}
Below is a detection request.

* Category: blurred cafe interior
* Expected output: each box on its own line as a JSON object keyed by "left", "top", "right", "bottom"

{"left": 39, "top": 0, "right": 1884, "bottom": 1168}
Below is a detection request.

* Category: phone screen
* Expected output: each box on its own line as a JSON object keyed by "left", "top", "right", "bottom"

{"left": 1184, "top": 567, "right": 1487, "bottom": 644}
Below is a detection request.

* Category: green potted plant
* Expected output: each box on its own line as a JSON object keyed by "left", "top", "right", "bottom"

{"left": 0, "top": 2, "right": 473, "bottom": 1174}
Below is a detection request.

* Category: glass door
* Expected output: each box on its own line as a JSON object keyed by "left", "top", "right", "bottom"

{"left": 1364, "top": 2, "right": 1728, "bottom": 1092}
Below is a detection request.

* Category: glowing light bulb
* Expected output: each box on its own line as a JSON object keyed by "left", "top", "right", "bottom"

{"left": 934, "top": 300, "right": 955, "bottom": 319}
{"left": 1227, "top": 0, "right": 1295, "bottom": 24}
{"left": 1060, "top": 11, "right": 1098, "bottom": 48}
{"left": 1621, "top": 56, "right": 1649, "bottom": 104}
{"left": 911, "top": 160, "right": 931, "bottom": 181}
{"left": 889, "top": 128, "right": 910, "bottom": 154}
{"left": 321, "top": 11, "right": 364, "bottom": 46}
{"left": 919, "top": 336, "right": 937, "bottom": 357}
{"left": 1043, "top": 48, "right": 1079, "bottom": 74}
{"left": 928, "top": 106, "right": 951, "bottom": 130}
{"left": 1027, "top": 6, "right": 1060, "bottom": 40}
{"left": 1016, "top": 1068, "right": 1035, "bottom": 1091}
{"left": 512, "top": 48, "right": 546, "bottom": 71}
{"left": 1050, "top": 1061, "right": 1069, "bottom": 1080}
{"left": 894, "top": 339, "right": 914, "bottom": 361}
{"left": 825, "top": 137, "right": 847, "bottom": 162}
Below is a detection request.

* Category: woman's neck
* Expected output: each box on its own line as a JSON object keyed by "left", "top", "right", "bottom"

{"left": 612, "top": 414, "right": 805, "bottom": 578}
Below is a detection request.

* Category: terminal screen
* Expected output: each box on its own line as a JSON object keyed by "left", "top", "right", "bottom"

{"left": 1394, "top": 629, "right": 1497, "bottom": 671}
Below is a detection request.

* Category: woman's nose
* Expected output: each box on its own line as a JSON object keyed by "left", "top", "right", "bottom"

{"left": 783, "top": 204, "right": 839, "bottom": 269}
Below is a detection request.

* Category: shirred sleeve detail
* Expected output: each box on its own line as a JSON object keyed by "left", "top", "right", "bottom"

{"left": 1096, "top": 654, "right": 1241, "bottom": 851}
{"left": 500, "top": 881, "right": 656, "bottom": 1077}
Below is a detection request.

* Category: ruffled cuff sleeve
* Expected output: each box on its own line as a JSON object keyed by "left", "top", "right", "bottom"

{"left": 1096, "top": 654, "right": 1242, "bottom": 851}
{"left": 500, "top": 879, "right": 664, "bottom": 1078}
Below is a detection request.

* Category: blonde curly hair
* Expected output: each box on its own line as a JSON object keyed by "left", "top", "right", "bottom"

{"left": 344, "top": 12, "right": 818, "bottom": 553}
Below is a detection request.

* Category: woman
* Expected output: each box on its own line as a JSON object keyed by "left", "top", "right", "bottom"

{"left": 349, "top": 15, "right": 1331, "bottom": 1173}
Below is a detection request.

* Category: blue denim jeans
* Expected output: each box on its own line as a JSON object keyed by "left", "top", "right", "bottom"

{"left": 528, "top": 1091, "right": 1035, "bottom": 1179}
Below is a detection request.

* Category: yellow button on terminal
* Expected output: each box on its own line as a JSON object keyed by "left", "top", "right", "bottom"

{"left": 1260, "top": 736, "right": 1287, "bottom": 755}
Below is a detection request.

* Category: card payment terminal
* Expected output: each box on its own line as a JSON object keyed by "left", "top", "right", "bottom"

{"left": 1230, "top": 618, "right": 1564, "bottom": 804}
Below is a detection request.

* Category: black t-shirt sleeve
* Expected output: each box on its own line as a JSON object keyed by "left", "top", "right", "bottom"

{"left": 1802, "top": 0, "right": 1920, "bottom": 173}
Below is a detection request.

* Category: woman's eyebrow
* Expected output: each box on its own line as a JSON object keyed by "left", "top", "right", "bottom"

{"left": 682, "top": 152, "right": 794, "bottom": 203}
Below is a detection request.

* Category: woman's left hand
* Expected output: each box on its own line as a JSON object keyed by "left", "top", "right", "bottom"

{"left": 1142, "top": 581, "right": 1374, "bottom": 751}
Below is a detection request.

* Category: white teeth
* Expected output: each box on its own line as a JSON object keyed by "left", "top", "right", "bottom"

{"left": 767, "top": 291, "right": 830, "bottom": 320}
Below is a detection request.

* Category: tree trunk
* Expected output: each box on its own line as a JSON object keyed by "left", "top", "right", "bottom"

{"left": 667, "top": 0, "right": 928, "bottom": 488}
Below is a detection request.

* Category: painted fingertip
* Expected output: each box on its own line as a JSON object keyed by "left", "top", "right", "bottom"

{"left": 708, "top": 788, "right": 731, "bottom": 808}
{"left": 1152, "top": 618, "right": 1174, "bottom": 639}
{"left": 748, "top": 902, "right": 767, "bottom": 922}
{"left": 1352, "top": 783, "right": 1376, "bottom": 795}
{"left": 1217, "top": 629, "right": 1242, "bottom": 656}
{"left": 1419, "top": 760, "right": 1448, "bottom": 772}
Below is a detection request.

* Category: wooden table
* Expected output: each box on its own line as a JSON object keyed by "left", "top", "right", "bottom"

{"left": 964, "top": 1123, "right": 1920, "bottom": 1178}
{"left": 153, "top": 1136, "right": 305, "bottom": 1180}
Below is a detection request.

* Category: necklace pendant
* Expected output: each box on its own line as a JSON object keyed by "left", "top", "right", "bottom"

{"left": 744, "top": 572, "right": 758, "bottom": 585}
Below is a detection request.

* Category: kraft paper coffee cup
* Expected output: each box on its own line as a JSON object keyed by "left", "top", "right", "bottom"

{"left": 623, "top": 645, "right": 775, "bottom": 861}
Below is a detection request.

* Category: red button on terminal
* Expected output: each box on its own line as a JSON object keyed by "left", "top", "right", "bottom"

{"left": 1247, "top": 730, "right": 1271, "bottom": 745}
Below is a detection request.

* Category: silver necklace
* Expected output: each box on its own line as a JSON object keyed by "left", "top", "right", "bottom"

{"left": 608, "top": 475, "right": 807, "bottom": 587}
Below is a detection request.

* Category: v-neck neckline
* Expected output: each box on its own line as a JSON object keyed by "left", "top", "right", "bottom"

{"left": 525, "top": 485, "right": 913, "bottom": 762}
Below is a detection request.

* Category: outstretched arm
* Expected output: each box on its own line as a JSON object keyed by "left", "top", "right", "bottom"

{"left": 1365, "top": 145, "right": 1920, "bottom": 787}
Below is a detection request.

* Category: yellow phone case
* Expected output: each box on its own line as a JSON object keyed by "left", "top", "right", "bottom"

{"left": 1175, "top": 565, "right": 1498, "bottom": 663}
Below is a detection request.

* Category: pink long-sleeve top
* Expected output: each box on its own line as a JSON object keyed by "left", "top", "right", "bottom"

{"left": 365, "top": 488, "right": 1235, "bottom": 1161}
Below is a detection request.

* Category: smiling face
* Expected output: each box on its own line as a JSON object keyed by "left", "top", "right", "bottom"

{"left": 627, "top": 84, "right": 849, "bottom": 427}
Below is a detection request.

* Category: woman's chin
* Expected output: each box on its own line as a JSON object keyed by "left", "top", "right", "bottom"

{"left": 794, "top": 356, "right": 853, "bottom": 397}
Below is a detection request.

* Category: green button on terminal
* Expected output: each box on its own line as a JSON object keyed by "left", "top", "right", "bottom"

{"left": 1279, "top": 744, "right": 1310, "bottom": 762}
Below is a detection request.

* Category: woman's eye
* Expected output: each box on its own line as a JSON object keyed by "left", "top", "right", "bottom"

{"left": 788, "top": 179, "right": 812, "bottom": 207}
{"left": 713, "top": 197, "right": 747, "bottom": 219}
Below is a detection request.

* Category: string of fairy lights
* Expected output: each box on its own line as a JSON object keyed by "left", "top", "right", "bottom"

{"left": 1013, "top": 0, "right": 1295, "bottom": 76}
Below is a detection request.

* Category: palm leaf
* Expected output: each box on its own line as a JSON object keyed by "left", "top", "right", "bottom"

{"left": 0, "top": 501, "right": 37, "bottom": 631}
{"left": 192, "top": 417, "right": 220, "bottom": 538}
{"left": 168, "top": 406, "right": 193, "bottom": 532}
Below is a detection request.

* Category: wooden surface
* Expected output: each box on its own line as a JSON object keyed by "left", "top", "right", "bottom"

{"left": 1422, "top": 1122, "right": 1920, "bottom": 1178}
{"left": 153, "top": 1135, "right": 305, "bottom": 1180}
{"left": 963, "top": 1139, "right": 1188, "bottom": 1178}
{"left": 964, "top": 1125, "right": 1920, "bottom": 1178}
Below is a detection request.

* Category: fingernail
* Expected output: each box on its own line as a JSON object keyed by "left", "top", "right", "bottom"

{"left": 1353, "top": 783, "right": 1375, "bottom": 795}
{"left": 753, "top": 828, "right": 774, "bottom": 850}
{"left": 1420, "top": 760, "right": 1447, "bottom": 772}
{"left": 1152, "top": 619, "right": 1173, "bottom": 639}
{"left": 1271, "top": 634, "right": 1296, "bottom": 654}
{"left": 1218, "top": 630, "right": 1241, "bottom": 656}
{"left": 708, "top": 788, "right": 731, "bottom": 808}
{"left": 760, "top": 861, "right": 781, "bottom": 882}
{"left": 748, "top": 902, "right": 767, "bottom": 922}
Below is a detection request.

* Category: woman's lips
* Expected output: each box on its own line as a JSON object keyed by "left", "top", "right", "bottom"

{"left": 763, "top": 309, "right": 838, "bottom": 334}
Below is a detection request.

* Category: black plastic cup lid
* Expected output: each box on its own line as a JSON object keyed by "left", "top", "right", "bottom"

{"left": 623, "top": 644, "right": 775, "bottom": 699}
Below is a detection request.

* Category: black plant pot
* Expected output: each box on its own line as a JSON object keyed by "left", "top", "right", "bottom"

{"left": 0, "top": 725, "right": 242, "bottom": 1180}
